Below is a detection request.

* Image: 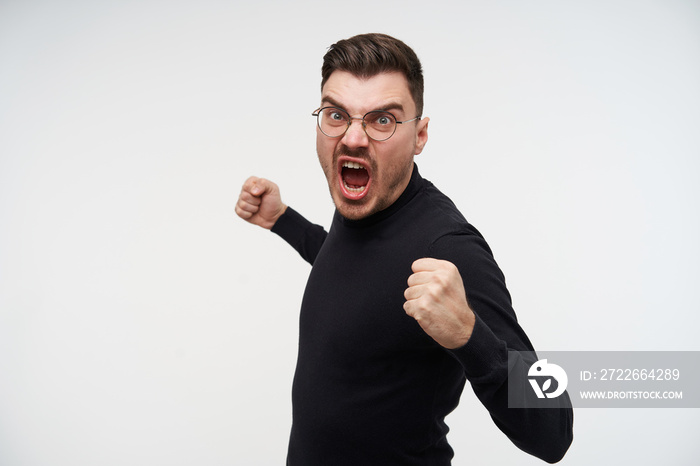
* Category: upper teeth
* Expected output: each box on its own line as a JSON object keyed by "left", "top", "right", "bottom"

{"left": 343, "top": 161, "right": 364, "bottom": 170}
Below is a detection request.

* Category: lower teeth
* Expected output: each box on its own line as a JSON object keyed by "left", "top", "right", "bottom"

{"left": 344, "top": 181, "right": 365, "bottom": 193}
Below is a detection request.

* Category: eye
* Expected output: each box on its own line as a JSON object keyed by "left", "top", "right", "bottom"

{"left": 321, "top": 108, "right": 349, "bottom": 127}
{"left": 324, "top": 108, "right": 349, "bottom": 126}
{"left": 366, "top": 112, "right": 395, "bottom": 128}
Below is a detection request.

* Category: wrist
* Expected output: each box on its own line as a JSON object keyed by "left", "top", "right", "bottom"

{"left": 272, "top": 204, "right": 288, "bottom": 228}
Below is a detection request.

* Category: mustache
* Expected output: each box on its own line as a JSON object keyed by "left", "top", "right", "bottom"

{"left": 333, "top": 146, "right": 374, "bottom": 174}
{"left": 334, "top": 144, "right": 371, "bottom": 160}
{"left": 332, "top": 145, "right": 377, "bottom": 175}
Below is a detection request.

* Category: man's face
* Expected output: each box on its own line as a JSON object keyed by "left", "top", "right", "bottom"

{"left": 316, "top": 71, "right": 429, "bottom": 220}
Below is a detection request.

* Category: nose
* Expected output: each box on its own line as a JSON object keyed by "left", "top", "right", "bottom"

{"left": 341, "top": 118, "right": 370, "bottom": 148}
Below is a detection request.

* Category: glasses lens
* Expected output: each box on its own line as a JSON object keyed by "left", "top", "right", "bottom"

{"left": 318, "top": 107, "right": 350, "bottom": 138}
{"left": 363, "top": 111, "right": 397, "bottom": 141}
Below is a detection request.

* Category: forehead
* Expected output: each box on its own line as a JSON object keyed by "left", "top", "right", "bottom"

{"left": 321, "top": 70, "right": 415, "bottom": 115}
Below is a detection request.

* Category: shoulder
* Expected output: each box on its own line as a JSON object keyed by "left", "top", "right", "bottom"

{"left": 413, "top": 178, "right": 501, "bottom": 272}
{"left": 416, "top": 178, "right": 489, "bottom": 248}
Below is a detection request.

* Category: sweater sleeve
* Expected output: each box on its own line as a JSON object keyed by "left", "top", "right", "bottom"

{"left": 271, "top": 207, "right": 328, "bottom": 266}
{"left": 429, "top": 232, "right": 573, "bottom": 463}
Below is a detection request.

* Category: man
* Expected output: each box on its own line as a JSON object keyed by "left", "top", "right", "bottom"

{"left": 236, "top": 33, "right": 573, "bottom": 465}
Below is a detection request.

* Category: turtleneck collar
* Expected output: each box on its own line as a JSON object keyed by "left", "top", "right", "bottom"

{"left": 335, "top": 163, "right": 424, "bottom": 229}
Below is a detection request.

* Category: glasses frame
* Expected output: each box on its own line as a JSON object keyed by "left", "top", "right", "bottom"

{"left": 312, "top": 106, "right": 421, "bottom": 142}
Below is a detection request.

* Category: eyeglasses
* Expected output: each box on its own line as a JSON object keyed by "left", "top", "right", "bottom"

{"left": 312, "top": 106, "right": 421, "bottom": 142}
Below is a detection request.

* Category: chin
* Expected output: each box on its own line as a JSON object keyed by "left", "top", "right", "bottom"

{"left": 338, "top": 208, "right": 369, "bottom": 220}
{"left": 336, "top": 193, "right": 393, "bottom": 220}
{"left": 335, "top": 202, "right": 368, "bottom": 220}
{"left": 332, "top": 194, "right": 372, "bottom": 220}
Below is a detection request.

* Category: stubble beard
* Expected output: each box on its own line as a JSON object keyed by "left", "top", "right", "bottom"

{"left": 319, "top": 144, "right": 414, "bottom": 220}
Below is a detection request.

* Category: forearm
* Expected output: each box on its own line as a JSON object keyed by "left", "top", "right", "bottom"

{"left": 450, "top": 317, "right": 573, "bottom": 463}
{"left": 271, "top": 207, "right": 328, "bottom": 265}
{"left": 430, "top": 233, "right": 573, "bottom": 462}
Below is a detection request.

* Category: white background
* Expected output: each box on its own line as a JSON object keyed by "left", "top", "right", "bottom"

{"left": 1, "top": 0, "right": 699, "bottom": 464}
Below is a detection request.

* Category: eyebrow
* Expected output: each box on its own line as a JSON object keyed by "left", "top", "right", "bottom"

{"left": 321, "top": 96, "right": 405, "bottom": 115}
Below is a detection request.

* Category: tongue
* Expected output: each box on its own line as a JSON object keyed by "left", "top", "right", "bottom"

{"left": 343, "top": 167, "right": 369, "bottom": 187}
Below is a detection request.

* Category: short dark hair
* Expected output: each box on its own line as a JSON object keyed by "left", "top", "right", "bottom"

{"left": 321, "top": 33, "right": 424, "bottom": 116}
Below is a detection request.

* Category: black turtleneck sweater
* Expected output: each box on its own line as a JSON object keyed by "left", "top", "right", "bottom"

{"left": 271, "top": 165, "right": 573, "bottom": 465}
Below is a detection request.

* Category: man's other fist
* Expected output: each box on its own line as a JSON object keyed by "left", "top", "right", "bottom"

{"left": 403, "top": 258, "right": 476, "bottom": 349}
{"left": 235, "top": 176, "right": 287, "bottom": 230}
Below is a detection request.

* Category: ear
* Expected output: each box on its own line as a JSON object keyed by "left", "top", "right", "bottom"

{"left": 414, "top": 117, "right": 429, "bottom": 155}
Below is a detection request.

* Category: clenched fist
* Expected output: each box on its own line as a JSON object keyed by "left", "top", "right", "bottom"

{"left": 403, "top": 258, "right": 476, "bottom": 349}
{"left": 235, "top": 176, "right": 287, "bottom": 230}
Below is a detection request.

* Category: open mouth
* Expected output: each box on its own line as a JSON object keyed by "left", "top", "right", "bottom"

{"left": 339, "top": 160, "right": 371, "bottom": 200}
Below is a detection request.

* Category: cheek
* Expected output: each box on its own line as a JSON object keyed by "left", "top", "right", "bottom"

{"left": 316, "top": 129, "right": 334, "bottom": 153}
{"left": 377, "top": 140, "right": 412, "bottom": 168}
{"left": 316, "top": 132, "right": 326, "bottom": 157}
{"left": 316, "top": 136, "right": 335, "bottom": 173}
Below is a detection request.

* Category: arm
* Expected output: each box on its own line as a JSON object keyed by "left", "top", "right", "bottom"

{"left": 404, "top": 233, "right": 573, "bottom": 463}
{"left": 236, "top": 176, "right": 327, "bottom": 265}
{"left": 271, "top": 207, "right": 327, "bottom": 265}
